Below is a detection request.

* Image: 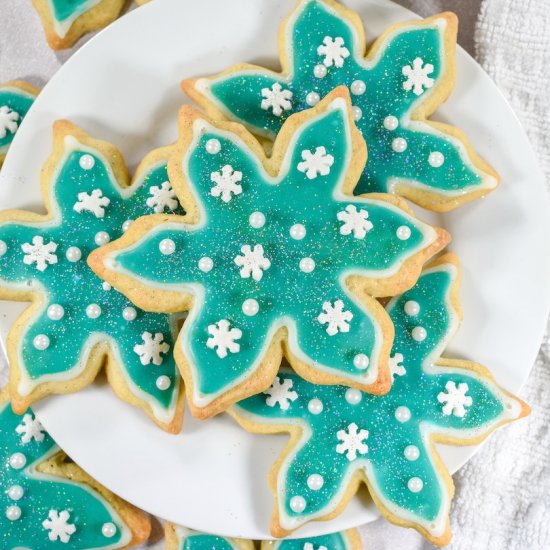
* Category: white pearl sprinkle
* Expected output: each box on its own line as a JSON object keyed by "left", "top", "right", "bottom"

{"left": 156, "top": 375, "right": 171, "bottom": 391}
{"left": 159, "top": 238, "right": 176, "bottom": 255}
{"left": 122, "top": 307, "right": 137, "bottom": 321}
{"left": 9, "top": 453, "right": 26, "bottom": 470}
{"left": 289, "top": 223, "right": 306, "bottom": 240}
{"left": 205, "top": 138, "right": 221, "bottom": 155}
{"left": 290, "top": 496, "right": 307, "bottom": 513}
{"left": 242, "top": 298, "right": 259, "bottom": 317}
{"left": 305, "top": 91, "right": 321, "bottom": 106}
{"left": 6, "top": 505, "right": 21, "bottom": 521}
{"left": 395, "top": 406, "right": 412, "bottom": 423}
{"left": 392, "top": 137, "right": 408, "bottom": 153}
{"left": 428, "top": 151, "right": 445, "bottom": 168}
{"left": 353, "top": 353, "right": 369, "bottom": 370}
{"left": 198, "top": 256, "right": 213, "bottom": 272}
{"left": 350, "top": 80, "right": 366, "bottom": 95}
{"left": 352, "top": 106, "right": 363, "bottom": 121}
{"left": 7, "top": 485, "right": 24, "bottom": 501}
{"left": 383, "top": 115, "right": 399, "bottom": 131}
{"left": 396, "top": 225, "right": 411, "bottom": 240}
{"left": 307, "top": 474, "right": 324, "bottom": 491}
{"left": 122, "top": 220, "right": 133, "bottom": 232}
{"left": 47, "top": 304, "right": 65, "bottom": 321}
{"left": 0, "top": 240, "right": 7, "bottom": 257}
{"left": 408, "top": 477, "right": 424, "bottom": 493}
{"left": 411, "top": 326, "right": 427, "bottom": 342}
{"left": 299, "top": 257, "right": 315, "bottom": 273}
{"left": 94, "top": 231, "right": 110, "bottom": 246}
{"left": 33, "top": 334, "right": 50, "bottom": 351}
{"left": 249, "top": 211, "right": 266, "bottom": 229}
{"left": 101, "top": 522, "right": 117, "bottom": 538}
{"left": 66, "top": 246, "right": 82, "bottom": 262}
{"left": 404, "top": 445, "right": 420, "bottom": 461}
{"left": 102, "top": 282, "right": 111, "bottom": 291}
{"left": 86, "top": 304, "right": 102, "bottom": 319}
{"left": 308, "top": 398, "right": 323, "bottom": 415}
{"left": 79, "top": 154, "right": 95, "bottom": 170}
{"left": 404, "top": 300, "right": 420, "bottom": 316}
{"left": 313, "top": 64, "right": 327, "bottom": 78}
{"left": 345, "top": 388, "right": 362, "bottom": 405}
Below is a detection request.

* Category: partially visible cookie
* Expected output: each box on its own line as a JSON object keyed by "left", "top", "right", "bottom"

{"left": 31, "top": 0, "right": 126, "bottom": 50}
{"left": 0, "top": 120, "right": 184, "bottom": 432}
{"left": 260, "top": 528, "right": 362, "bottom": 549}
{"left": 0, "top": 81, "right": 39, "bottom": 167}
{"left": 184, "top": 0, "right": 499, "bottom": 212}
{"left": 230, "top": 254, "right": 529, "bottom": 545}
{"left": 0, "top": 391, "right": 150, "bottom": 547}
{"left": 165, "top": 523, "right": 254, "bottom": 549}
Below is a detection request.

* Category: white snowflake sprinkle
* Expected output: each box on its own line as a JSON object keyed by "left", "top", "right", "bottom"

{"left": 304, "top": 544, "right": 328, "bottom": 550}
{"left": 402, "top": 57, "right": 435, "bottom": 96}
{"left": 73, "top": 189, "right": 110, "bottom": 218}
{"left": 0, "top": 105, "right": 19, "bottom": 139}
{"left": 264, "top": 377, "right": 298, "bottom": 410}
{"left": 15, "top": 413, "right": 45, "bottom": 444}
{"left": 206, "top": 319, "right": 242, "bottom": 358}
{"left": 21, "top": 236, "right": 58, "bottom": 272}
{"left": 437, "top": 381, "right": 473, "bottom": 418}
{"left": 390, "top": 352, "right": 406, "bottom": 380}
{"left": 318, "top": 300, "right": 353, "bottom": 336}
{"left": 42, "top": 510, "right": 76, "bottom": 543}
{"left": 146, "top": 181, "right": 179, "bottom": 213}
{"left": 336, "top": 422, "right": 369, "bottom": 461}
{"left": 317, "top": 36, "right": 350, "bottom": 68}
{"left": 210, "top": 165, "right": 243, "bottom": 203}
{"left": 234, "top": 244, "right": 271, "bottom": 281}
{"left": 133, "top": 332, "right": 170, "bottom": 366}
{"left": 337, "top": 204, "right": 373, "bottom": 239}
{"left": 260, "top": 83, "right": 293, "bottom": 116}
{"left": 297, "top": 146, "right": 334, "bottom": 179}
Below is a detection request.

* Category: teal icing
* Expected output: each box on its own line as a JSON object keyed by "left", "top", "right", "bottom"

{"left": 51, "top": 0, "right": 97, "bottom": 23}
{"left": 207, "top": 0, "right": 486, "bottom": 198}
{"left": 234, "top": 264, "right": 511, "bottom": 533}
{"left": 113, "top": 103, "right": 434, "bottom": 403}
{"left": 182, "top": 533, "right": 236, "bottom": 550}
{"left": 0, "top": 401, "right": 128, "bottom": 548}
{"left": 0, "top": 88, "right": 35, "bottom": 152}
{"left": 273, "top": 531, "right": 349, "bottom": 549}
{"left": 0, "top": 145, "right": 183, "bottom": 420}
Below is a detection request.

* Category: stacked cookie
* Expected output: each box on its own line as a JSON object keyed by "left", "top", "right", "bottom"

{"left": 0, "top": 0, "right": 529, "bottom": 547}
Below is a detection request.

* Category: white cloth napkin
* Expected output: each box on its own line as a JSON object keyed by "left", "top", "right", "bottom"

{"left": 1, "top": 1, "right": 549, "bottom": 548}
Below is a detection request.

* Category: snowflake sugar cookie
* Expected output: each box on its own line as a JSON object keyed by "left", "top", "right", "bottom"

{"left": 0, "top": 121, "right": 183, "bottom": 432}
{"left": 232, "top": 254, "right": 529, "bottom": 544}
{"left": 32, "top": 0, "right": 126, "bottom": 50}
{"left": 90, "top": 90, "right": 449, "bottom": 419}
{"left": 0, "top": 81, "right": 38, "bottom": 166}
{"left": 186, "top": 0, "right": 499, "bottom": 212}
{"left": 0, "top": 397, "right": 150, "bottom": 548}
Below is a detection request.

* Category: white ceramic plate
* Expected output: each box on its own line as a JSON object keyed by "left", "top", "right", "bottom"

{"left": 1, "top": 0, "right": 549, "bottom": 540}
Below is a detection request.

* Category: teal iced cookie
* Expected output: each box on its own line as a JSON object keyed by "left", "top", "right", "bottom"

{"left": 0, "top": 121, "right": 184, "bottom": 432}
{"left": 0, "top": 81, "right": 38, "bottom": 166}
{"left": 0, "top": 396, "right": 150, "bottom": 547}
{"left": 184, "top": 0, "right": 498, "bottom": 212}
{"left": 231, "top": 254, "right": 528, "bottom": 544}
{"left": 89, "top": 89, "right": 448, "bottom": 419}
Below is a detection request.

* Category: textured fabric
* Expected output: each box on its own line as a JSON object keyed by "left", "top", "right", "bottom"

{"left": 0, "top": 1, "right": 549, "bottom": 549}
